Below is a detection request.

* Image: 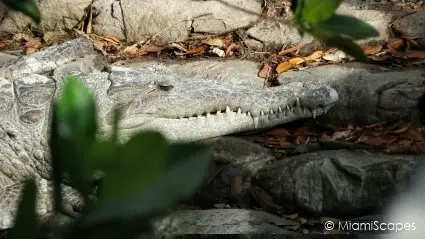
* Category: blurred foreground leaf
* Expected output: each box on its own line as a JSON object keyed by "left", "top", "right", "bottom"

{"left": 2, "top": 0, "right": 40, "bottom": 23}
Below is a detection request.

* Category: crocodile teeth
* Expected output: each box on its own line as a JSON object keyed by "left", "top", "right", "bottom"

{"left": 197, "top": 116, "right": 202, "bottom": 119}
{"left": 260, "top": 111, "right": 265, "bottom": 116}
{"left": 247, "top": 112, "right": 251, "bottom": 117}
{"left": 206, "top": 113, "right": 211, "bottom": 117}
{"left": 324, "top": 107, "right": 329, "bottom": 114}
{"left": 278, "top": 107, "right": 283, "bottom": 113}
{"left": 270, "top": 109, "right": 274, "bottom": 114}
{"left": 296, "top": 97, "right": 301, "bottom": 108}
{"left": 312, "top": 109, "right": 317, "bottom": 119}
{"left": 253, "top": 117, "right": 259, "bottom": 128}
{"left": 226, "top": 106, "right": 231, "bottom": 113}
{"left": 237, "top": 108, "right": 242, "bottom": 114}
{"left": 287, "top": 108, "right": 294, "bottom": 116}
{"left": 286, "top": 105, "right": 293, "bottom": 113}
{"left": 217, "top": 111, "right": 222, "bottom": 116}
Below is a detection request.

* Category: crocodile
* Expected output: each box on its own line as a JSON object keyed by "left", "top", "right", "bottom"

{"left": 0, "top": 37, "right": 338, "bottom": 229}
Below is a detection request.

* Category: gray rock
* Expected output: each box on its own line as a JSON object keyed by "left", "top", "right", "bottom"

{"left": 152, "top": 209, "right": 297, "bottom": 235}
{"left": 392, "top": 8, "right": 425, "bottom": 45}
{"left": 196, "top": 137, "right": 276, "bottom": 207}
{"left": 0, "top": 0, "right": 90, "bottom": 33}
{"left": 247, "top": 0, "right": 405, "bottom": 50}
{"left": 247, "top": 20, "right": 314, "bottom": 50}
{"left": 92, "top": 0, "right": 261, "bottom": 42}
{"left": 278, "top": 63, "right": 425, "bottom": 125}
{"left": 255, "top": 150, "right": 423, "bottom": 215}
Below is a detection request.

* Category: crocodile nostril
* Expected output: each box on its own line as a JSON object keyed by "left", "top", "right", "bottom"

{"left": 156, "top": 79, "right": 174, "bottom": 91}
{"left": 158, "top": 84, "right": 174, "bottom": 91}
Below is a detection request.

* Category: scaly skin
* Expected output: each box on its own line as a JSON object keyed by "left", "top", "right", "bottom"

{"left": 100, "top": 66, "right": 338, "bottom": 141}
{"left": 0, "top": 37, "right": 338, "bottom": 229}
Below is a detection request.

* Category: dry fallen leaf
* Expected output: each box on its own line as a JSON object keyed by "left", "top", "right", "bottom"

{"left": 103, "top": 36, "right": 120, "bottom": 45}
{"left": 249, "top": 185, "right": 277, "bottom": 211}
{"left": 0, "top": 40, "right": 7, "bottom": 49}
{"left": 386, "top": 139, "right": 420, "bottom": 154}
{"left": 93, "top": 41, "right": 107, "bottom": 56}
{"left": 141, "top": 45, "right": 165, "bottom": 53}
{"left": 12, "top": 33, "right": 29, "bottom": 41}
{"left": 304, "top": 50, "right": 324, "bottom": 61}
{"left": 364, "top": 122, "right": 385, "bottom": 129}
{"left": 404, "top": 50, "right": 425, "bottom": 59}
{"left": 389, "top": 124, "right": 411, "bottom": 134}
{"left": 276, "top": 57, "right": 305, "bottom": 73}
{"left": 223, "top": 34, "right": 233, "bottom": 46}
{"left": 358, "top": 135, "right": 397, "bottom": 146}
{"left": 295, "top": 135, "right": 308, "bottom": 145}
{"left": 406, "top": 128, "right": 425, "bottom": 141}
{"left": 225, "top": 42, "right": 237, "bottom": 57}
{"left": 265, "top": 128, "right": 291, "bottom": 137}
{"left": 43, "top": 31, "right": 67, "bottom": 44}
{"left": 265, "top": 138, "right": 293, "bottom": 147}
{"left": 362, "top": 44, "right": 383, "bottom": 55}
{"left": 293, "top": 127, "right": 313, "bottom": 137}
{"left": 184, "top": 46, "right": 206, "bottom": 55}
{"left": 123, "top": 44, "right": 139, "bottom": 55}
{"left": 388, "top": 38, "right": 404, "bottom": 50}
{"left": 389, "top": 47, "right": 405, "bottom": 57}
{"left": 322, "top": 50, "right": 348, "bottom": 62}
{"left": 169, "top": 42, "right": 187, "bottom": 52}
{"left": 276, "top": 51, "right": 323, "bottom": 73}
{"left": 202, "top": 38, "right": 225, "bottom": 47}
{"left": 330, "top": 130, "right": 352, "bottom": 141}
{"left": 407, "top": 39, "right": 420, "bottom": 47}
{"left": 319, "top": 133, "right": 332, "bottom": 141}
{"left": 278, "top": 45, "right": 302, "bottom": 56}
{"left": 24, "top": 37, "right": 42, "bottom": 54}
{"left": 258, "top": 63, "right": 272, "bottom": 78}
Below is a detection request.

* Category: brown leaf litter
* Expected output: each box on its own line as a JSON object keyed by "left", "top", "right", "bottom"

{"left": 260, "top": 120, "right": 425, "bottom": 154}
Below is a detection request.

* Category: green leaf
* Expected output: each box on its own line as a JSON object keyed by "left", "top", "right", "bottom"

{"left": 302, "top": 0, "right": 341, "bottom": 26}
{"left": 166, "top": 143, "right": 212, "bottom": 169}
{"left": 8, "top": 179, "right": 39, "bottom": 239}
{"left": 309, "top": 28, "right": 368, "bottom": 62}
{"left": 49, "top": 104, "right": 63, "bottom": 213}
{"left": 1, "top": 0, "right": 41, "bottom": 23}
{"left": 96, "top": 132, "right": 169, "bottom": 207}
{"left": 111, "top": 108, "right": 121, "bottom": 144}
{"left": 89, "top": 140, "right": 118, "bottom": 171}
{"left": 81, "top": 143, "right": 212, "bottom": 228}
{"left": 292, "top": 0, "right": 306, "bottom": 37}
{"left": 55, "top": 76, "right": 98, "bottom": 195}
{"left": 318, "top": 14, "right": 379, "bottom": 40}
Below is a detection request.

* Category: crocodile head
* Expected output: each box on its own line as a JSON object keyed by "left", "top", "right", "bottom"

{"left": 104, "top": 67, "right": 338, "bottom": 141}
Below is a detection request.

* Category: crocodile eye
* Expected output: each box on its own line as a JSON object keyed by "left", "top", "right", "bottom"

{"left": 157, "top": 81, "right": 174, "bottom": 91}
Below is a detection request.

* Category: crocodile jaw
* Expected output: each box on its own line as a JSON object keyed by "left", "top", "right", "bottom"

{"left": 117, "top": 103, "right": 335, "bottom": 142}
{"left": 102, "top": 67, "right": 339, "bottom": 142}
